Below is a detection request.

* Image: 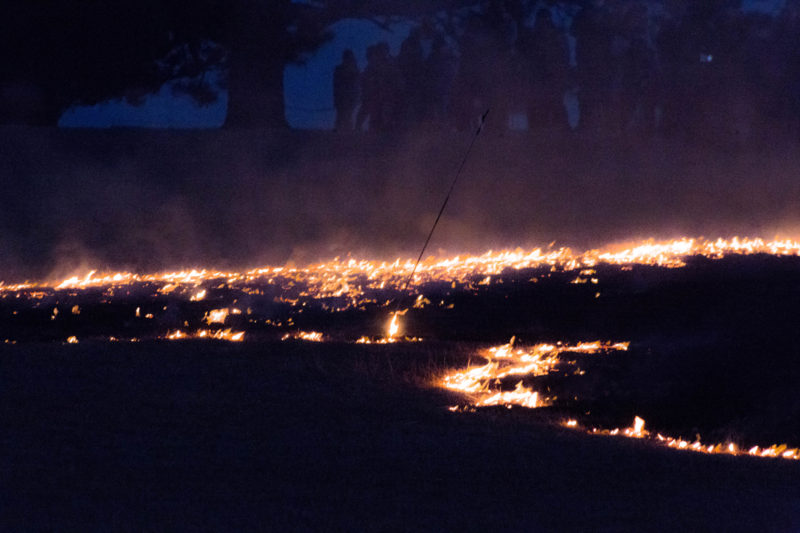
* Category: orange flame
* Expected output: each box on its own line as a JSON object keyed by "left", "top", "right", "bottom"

{"left": 388, "top": 312, "right": 400, "bottom": 340}
{"left": 165, "top": 329, "right": 244, "bottom": 342}
{"left": 442, "top": 338, "right": 798, "bottom": 462}
{"left": 7, "top": 237, "right": 800, "bottom": 301}
{"left": 442, "top": 339, "right": 627, "bottom": 409}
{"left": 281, "top": 330, "right": 324, "bottom": 342}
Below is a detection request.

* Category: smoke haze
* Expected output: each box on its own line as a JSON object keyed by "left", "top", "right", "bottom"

{"left": 2, "top": 126, "right": 800, "bottom": 282}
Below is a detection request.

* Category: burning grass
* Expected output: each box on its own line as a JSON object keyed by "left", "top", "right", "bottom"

{"left": 3, "top": 236, "right": 800, "bottom": 465}
{"left": 439, "top": 337, "right": 800, "bottom": 461}
{"left": 4, "top": 236, "right": 800, "bottom": 298}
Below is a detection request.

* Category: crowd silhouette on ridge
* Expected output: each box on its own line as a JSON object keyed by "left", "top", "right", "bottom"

{"left": 332, "top": 0, "right": 800, "bottom": 143}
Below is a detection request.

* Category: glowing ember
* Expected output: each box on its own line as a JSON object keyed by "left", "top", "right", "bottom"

{"left": 387, "top": 312, "right": 400, "bottom": 340}
{"left": 355, "top": 333, "right": 423, "bottom": 345}
{"left": 630, "top": 416, "right": 646, "bottom": 438}
{"left": 353, "top": 311, "right": 420, "bottom": 344}
{"left": 281, "top": 331, "right": 324, "bottom": 342}
{"left": 205, "top": 308, "right": 229, "bottom": 324}
{"left": 165, "top": 329, "right": 244, "bottom": 342}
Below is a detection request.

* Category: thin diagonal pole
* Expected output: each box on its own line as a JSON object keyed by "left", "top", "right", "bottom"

{"left": 400, "top": 108, "right": 490, "bottom": 295}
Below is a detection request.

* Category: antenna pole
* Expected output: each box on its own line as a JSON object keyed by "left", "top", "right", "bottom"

{"left": 400, "top": 108, "right": 490, "bottom": 295}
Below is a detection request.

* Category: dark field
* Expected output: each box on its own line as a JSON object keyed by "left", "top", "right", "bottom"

{"left": 2, "top": 255, "right": 800, "bottom": 531}
{"left": 2, "top": 340, "right": 800, "bottom": 532}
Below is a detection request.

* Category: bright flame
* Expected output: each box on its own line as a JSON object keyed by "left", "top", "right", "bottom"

{"left": 9, "top": 237, "right": 800, "bottom": 300}
{"left": 165, "top": 329, "right": 244, "bottom": 342}
{"left": 630, "top": 416, "right": 646, "bottom": 438}
{"left": 442, "top": 340, "right": 627, "bottom": 409}
{"left": 281, "top": 330, "right": 324, "bottom": 342}
{"left": 443, "top": 339, "right": 799, "bottom": 462}
{"left": 585, "top": 417, "right": 799, "bottom": 461}
{"left": 388, "top": 312, "right": 400, "bottom": 340}
{"left": 205, "top": 308, "right": 229, "bottom": 324}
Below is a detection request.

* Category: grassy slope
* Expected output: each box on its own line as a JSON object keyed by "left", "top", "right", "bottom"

{"left": 1, "top": 341, "right": 798, "bottom": 532}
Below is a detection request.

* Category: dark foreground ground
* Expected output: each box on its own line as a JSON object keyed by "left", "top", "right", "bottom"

{"left": 2, "top": 338, "right": 799, "bottom": 532}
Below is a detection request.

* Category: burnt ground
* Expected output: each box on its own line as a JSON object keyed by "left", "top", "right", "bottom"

{"left": 1, "top": 341, "right": 800, "bottom": 532}
{"left": 2, "top": 255, "right": 800, "bottom": 531}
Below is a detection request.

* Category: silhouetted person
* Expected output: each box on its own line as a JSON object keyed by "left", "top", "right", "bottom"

{"left": 656, "top": 2, "right": 692, "bottom": 136}
{"left": 773, "top": 3, "right": 800, "bottom": 138}
{"left": 397, "top": 29, "right": 425, "bottom": 127}
{"left": 453, "top": 12, "right": 509, "bottom": 131}
{"left": 356, "top": 42, "right": 401, "bottom": 132}
{"left": 356, "top": 44, "right": 383, "bottom": 131}
{"left": 617, "top": 5, "right": 656, "bottom": 134}
{"left": 424, "top": 35, "right": 458, "bottom": 127}
{"left": 658, "top": 0, "right": 735, "bottom": 139}
{"left": 522, "top": 9, "right": 569, "bottom": 131}
{"left": 573, "top": 0, "right": 614, "bottom": 134}
{"left": 333, "top": 49, "right": 359, "bottom": 131}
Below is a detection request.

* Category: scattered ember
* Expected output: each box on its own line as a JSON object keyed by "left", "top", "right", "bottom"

{"left": 164, "top": 329, "right": 244, "bottom": 342}
{"left": 574, "top": 417, "right": 800, "bottom": 460}
{"left": 281, "top": 331, "right": 324, "bottom": 342}
{"left": 204, "top": 308, "right": 229, "bottom": 325}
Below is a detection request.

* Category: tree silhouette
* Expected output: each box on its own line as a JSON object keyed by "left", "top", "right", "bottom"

{"left": 1, "top": 0, "right": 226, "bottom": 125}
{"left": 0, "top": 0, "right": 330, "bottom": 127}
{"left": 223, "top": 1, "right": 331, "bottom": 128}
{"left": 0, "top": 1, "right": 468, "bottom": 127}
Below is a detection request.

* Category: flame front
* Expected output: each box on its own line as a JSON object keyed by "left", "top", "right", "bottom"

{"left": 442, "top": 339, "right": 627, "bottom": 409}
{"left": 281, "top": 330, "right": 324, "bottom": 342}
{"left": 8, "top": 236, "right": 800, "bottom": 300}
{"left": 577, "top": 416, "right": 800, "bottom": 460}
{"left": 165, "top": 329, "right": 244, "bottom": 342}
{"left": 6, "top": 235, "right": 800, "bottom": 342}
{"left": 441, "top": 339, "right": 799, "bottom": 462}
